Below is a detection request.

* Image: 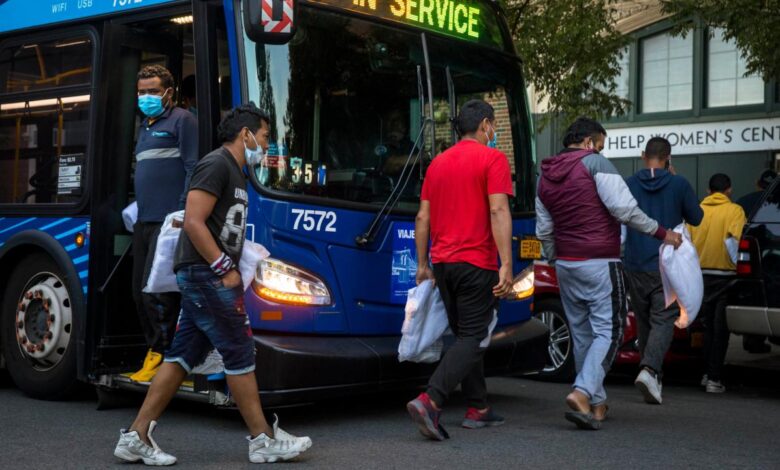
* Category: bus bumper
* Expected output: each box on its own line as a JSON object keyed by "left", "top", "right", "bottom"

{"left": 253, "top": 318, "right": 548, "bottom": 406}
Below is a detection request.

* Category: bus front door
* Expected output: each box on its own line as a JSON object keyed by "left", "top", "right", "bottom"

{"left": 87, "top": 16, "right": 190, "bottom": 377}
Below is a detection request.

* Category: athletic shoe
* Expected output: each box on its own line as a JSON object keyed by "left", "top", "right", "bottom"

{"left": 191, "top": 349, "right": 225, "bottom": 375}
{"left": 247, "top": 415, "right": 312, "bottom": 463}
{"left": 634, "top": 368, "right": 663, "bottom": 404}
{"left": 270, "top": 414, "right": 312, "bottom": 452}
{"left": 462, "top": 407, "right": 505, "bottom": 429}
{"left": 406, "top": 392, "right": 449, "bottom": 441}
{"left": 129, "top": 350, "right": 163, "bottom": 382}
{"left": 114, "top": 421, "right": 177, "bottom": 466}
{"left": 705, "top": 379, "right": 726, "bottom": 394}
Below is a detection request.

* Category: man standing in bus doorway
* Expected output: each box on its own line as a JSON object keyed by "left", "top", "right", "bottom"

{"left": 535, "top": 117, "right": 682, "bottom": 430}
{"left": 114, "top": 104, "right": 312, "bottom": 465}
{"left": 129, "top": 65, "right": 198, "bottom": 382}
{"left": 624, "top": 137, "right": 703, "bottom": 405}
{"left": 407, "top": 99, "right": 515, "bottom": 441}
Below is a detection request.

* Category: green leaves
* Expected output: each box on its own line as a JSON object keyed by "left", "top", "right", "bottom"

{"left": 661, "top": 0, "right": 780, "bottom": 82}
{"left": 505, "top": 0, "right": 631, "bottom": 131}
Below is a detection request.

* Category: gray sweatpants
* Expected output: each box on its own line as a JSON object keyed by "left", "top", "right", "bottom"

{"left": 626, "top": 271, "right": 678, "bottom": 377}
{"left": 555, "top": 259, "right": 627, "bottom": 405}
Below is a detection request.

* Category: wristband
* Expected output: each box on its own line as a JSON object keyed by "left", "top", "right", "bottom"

{"left": 210, "top": 252, "right": 234, "bottom": 277}
{"left": 653, "top": 226, "right": 667, "bottom": 241}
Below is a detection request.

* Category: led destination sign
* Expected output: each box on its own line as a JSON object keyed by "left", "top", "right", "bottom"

{"left": 308, "top": 0, "right": 504, "bottom": 48}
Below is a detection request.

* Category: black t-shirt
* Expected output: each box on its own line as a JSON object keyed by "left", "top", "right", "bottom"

{"left": 174, "top": 147, "right": 249, "bottom": 270}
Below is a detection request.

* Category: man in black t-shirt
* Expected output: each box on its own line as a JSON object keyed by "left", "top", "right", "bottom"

{"left": 114, "top": 104, "right": 313, "bottom": 465}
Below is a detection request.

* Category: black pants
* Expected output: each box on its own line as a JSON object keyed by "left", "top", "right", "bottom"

{"left": 701, "top": 275, "right": 733, "bottom": 382}
{"left": 626, "top": 271, "right": 678, "bottom": 377}
{"left": 132, "top": 221, "right": 181, "bottom": 354}
{"left": 426, "top": 263, "right": 498, "bottom": 410}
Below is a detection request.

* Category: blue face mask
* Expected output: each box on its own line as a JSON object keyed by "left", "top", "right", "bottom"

{"left": 138, "top": 90, "right": 167, "bottom": 118}
{"left": 244, "top": 130, "right": 265, "bottom": 167}
{"left": 487, "top": 125, "right": 498, "bottom": 148}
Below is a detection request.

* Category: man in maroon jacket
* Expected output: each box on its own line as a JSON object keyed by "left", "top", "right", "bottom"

{"left": 536, "top": 117, "right": 681, "bottom": 430}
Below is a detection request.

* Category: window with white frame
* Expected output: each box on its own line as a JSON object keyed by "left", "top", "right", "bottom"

{"left": 707, "top": 28, "right": 764, "bottom": 107}
{"left": 641, "top": 32, "right": 693, "bottom": 113}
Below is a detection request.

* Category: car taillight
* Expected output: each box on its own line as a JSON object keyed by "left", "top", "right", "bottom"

{"left": 736, "top": 237, "right": 755, "bottom": 276}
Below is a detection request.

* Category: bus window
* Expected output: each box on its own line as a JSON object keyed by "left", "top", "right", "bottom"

{"left": 244, "top": 7, "right": 532, "bottom": 212}
{"left": 0, "top": 36, "right": 93, "bottom": 204}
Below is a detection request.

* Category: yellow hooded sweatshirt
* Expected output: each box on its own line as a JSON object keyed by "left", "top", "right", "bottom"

{"left": 688, "top": 192, "right": 746, "bottom": 273}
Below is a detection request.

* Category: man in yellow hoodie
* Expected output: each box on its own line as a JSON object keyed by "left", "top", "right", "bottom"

{"left": 689, "top": 173, "right": 746, "bottom": 394}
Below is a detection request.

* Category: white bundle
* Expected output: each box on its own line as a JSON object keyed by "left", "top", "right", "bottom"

{"left": 144, "top": 210, "right": 185, "bottom": 293}
{"left": 659, "top": 224, "right": 704, "bottom": 328}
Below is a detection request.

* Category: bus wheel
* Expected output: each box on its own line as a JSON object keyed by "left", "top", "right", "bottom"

{"left": 1, "top": 253, "right": 79, "bottom": 399}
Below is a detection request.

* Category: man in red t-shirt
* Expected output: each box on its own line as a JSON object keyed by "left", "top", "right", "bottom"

{"left": 406, "top": 100, "right": 514, "bottom": 441}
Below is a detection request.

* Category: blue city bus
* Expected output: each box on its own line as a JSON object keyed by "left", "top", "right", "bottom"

{"left": 0, "top": 0, "right": 547, "bottom": 404}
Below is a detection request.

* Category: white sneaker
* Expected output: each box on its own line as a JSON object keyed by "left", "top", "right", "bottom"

{"left": 634, "top": 368, "right": 662, "bottom": 404}
{"left": 114, "top": 421, "right": 177, "bottom": 466}
{"left": 247, "top": 415, "right": 312, "bottom": 463}
{"left": 705, "top": 379, "right": 726, "bottom": 393}
{"left": 191, "top": 349, "right": 225, "bottom": 375}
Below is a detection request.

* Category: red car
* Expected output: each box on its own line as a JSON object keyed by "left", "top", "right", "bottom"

{"left": 532, "top": 262, "right": 704, "bottom": 381}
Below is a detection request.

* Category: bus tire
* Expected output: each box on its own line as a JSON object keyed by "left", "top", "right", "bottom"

{"left": 1, "top": 253, "right": 79, "bottom": 400}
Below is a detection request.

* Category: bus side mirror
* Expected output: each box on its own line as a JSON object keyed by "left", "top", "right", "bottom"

{"left": 242, "top": 0, "right": 297, "bottom": 45}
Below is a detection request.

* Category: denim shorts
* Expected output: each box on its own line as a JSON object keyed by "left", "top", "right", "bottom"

{"left": 164, "top": 264, "right": 255, "bottom": 375}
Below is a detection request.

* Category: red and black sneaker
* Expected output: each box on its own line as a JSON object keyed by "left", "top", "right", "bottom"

{"left": 406, "top": 393, "right": 449, "bottom": 441}
{"left": 462, "top": 407, "right": 505, "bottom": 429}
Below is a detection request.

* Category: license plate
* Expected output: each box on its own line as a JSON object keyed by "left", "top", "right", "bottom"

{"left": 520, "top": 239, "right": 542, "bottom": 259}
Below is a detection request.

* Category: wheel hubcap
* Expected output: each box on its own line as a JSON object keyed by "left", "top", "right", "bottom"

{"left": 14, "top": 273, "right": 72, "bottom": 371}
{"left": 536, "top": 309, "right": 571, "bottom": 373}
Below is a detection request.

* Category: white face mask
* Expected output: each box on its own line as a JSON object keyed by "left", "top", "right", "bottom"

{"left": 243, "top": 129, "right": 265, "bottom": 167}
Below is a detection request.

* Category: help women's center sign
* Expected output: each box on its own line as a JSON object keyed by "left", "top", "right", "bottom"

{"left": 604, "top": 117, "right": 780, "bottom": 158}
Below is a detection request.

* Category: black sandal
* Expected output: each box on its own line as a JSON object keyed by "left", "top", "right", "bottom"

{"left": 565, "top": 411, "right": 602, "bottom": 430}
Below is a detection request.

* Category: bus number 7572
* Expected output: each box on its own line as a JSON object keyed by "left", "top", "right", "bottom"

{"left": 291, "top": 208, "right": 337, "bottom": 232}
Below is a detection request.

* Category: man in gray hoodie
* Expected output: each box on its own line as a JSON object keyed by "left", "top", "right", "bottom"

{"left": 536, "top": 118, "right": 681, "bottom": 430}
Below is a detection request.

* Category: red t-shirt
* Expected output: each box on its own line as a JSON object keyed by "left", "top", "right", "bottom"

{"left": 421, "top": 140, "right": 514, "bottom": 271}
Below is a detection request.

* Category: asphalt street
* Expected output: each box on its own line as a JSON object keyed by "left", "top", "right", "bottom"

{"left": 1, "top": 355, "right": 779, "bottom": 470}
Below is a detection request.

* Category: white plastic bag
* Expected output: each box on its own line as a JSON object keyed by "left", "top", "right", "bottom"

{"left": 398, "top": 280, "right": 449, "bottom": 363}
{"left": 659, "top": 224, "right": 704, "bottom": 328}
{"left": 144, "top": 210, "right": 185, "bottom": 293}
{"left": 145, "top": 210, "right": 270, "bottom": 293}
{"left": 725, "top": 237, "right": 738, "bottom": 265}
{"left": 240, "top": 241, "right": 270, "bottom": 291}
{"left": 122, "top": 201, "right": 138, "bottom": 233}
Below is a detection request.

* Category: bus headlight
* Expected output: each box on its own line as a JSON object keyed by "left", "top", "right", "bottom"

{"left": 253, "top": 258, "right": 331, "bottom": 306}
{"left": 511, "top": 265, "right": 534, "bottom": 300}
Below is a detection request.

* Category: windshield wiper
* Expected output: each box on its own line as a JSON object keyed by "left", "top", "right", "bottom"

{"left": 355, "top": 34, "right": 435, "bottom": 247}
{"left": 355, "top": 116, "right": 432, "bottom": 247}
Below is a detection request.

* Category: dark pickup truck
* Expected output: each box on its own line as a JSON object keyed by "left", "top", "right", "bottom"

{"left": 727, "top": 179, "right": 780, "bottom": 342}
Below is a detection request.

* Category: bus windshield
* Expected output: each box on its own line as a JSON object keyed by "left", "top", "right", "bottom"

{"left": 243, "top": 6, "right": 532, "bottom": 211}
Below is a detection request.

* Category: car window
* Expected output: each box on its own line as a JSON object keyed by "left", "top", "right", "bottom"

{"left": 751, "top": 182, "right": 780, "bottom": 223}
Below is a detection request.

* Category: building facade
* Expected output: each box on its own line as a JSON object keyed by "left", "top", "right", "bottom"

{"left": 535, "top": 1, "right": 780, "bottom": 201}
